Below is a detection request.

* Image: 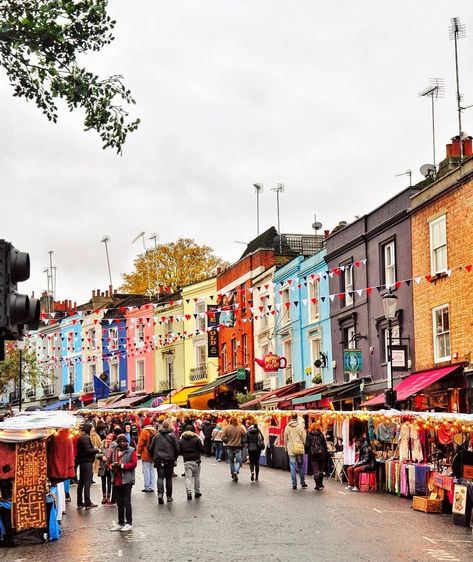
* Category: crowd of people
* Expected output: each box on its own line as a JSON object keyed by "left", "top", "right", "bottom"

{"left": 73, "top": 410, "right": 375, "bottom": 533}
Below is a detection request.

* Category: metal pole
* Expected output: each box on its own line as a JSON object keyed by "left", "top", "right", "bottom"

{"left": 18, "top": 350, "right": 22, "bottom": 412}
{"left": 453, "top": 31, "right": 464, "bottom": 160}
{"left": 104, "top": 239, "right": 113, "bottom": 289}
{"left": 431, "top": 93, "right": 437, "bottom": 170}
{"left": 387, "top": 319, "right": 393, "bottom": 392}
{"left": 257, "top": 189, "right": 260, "bottom": 236}
{"left": 69, "top": 370, "right": 72, "bottom": 411}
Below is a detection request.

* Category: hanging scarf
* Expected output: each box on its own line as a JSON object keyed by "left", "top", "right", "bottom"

{"left": 13, "top": 439, "right": 48, "bottom": 531}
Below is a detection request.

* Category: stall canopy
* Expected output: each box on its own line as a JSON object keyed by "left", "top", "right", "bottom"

{"left": 240, "top": 382, "right": 301, "bottom": 409}
{"left": 44, "top": 399, "right": 70, "bottom": 411}
{"left": 362, "top": 365, "right": 460, "bottom": 407}
{"left": 276, "top": 384, "right": 329, "bottom": 409}
{"left": 188, "top": 372, "right": 239, "bottom": 398}
{"left": 161, "top": 386, "right": 204, "bottom": 407}
{"left": 0, "top": 411, "right": 77, "bottom": 442}
{"left": 323, "top": 380, "right": 361, "bottom": 399}
{"left": 109, "top": 393, "right": 150, "bottom": 409}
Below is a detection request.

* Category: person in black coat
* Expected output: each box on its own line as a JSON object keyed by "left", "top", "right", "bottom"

{"left": 201, "top": 417, "right": 215, "bottom": 457}
{"left": 76, "top": 422, "right": 100, "bottom": 508}
{"left": 179, "top": 425, "right": 204, "bottom": 500}
{"left": 246, "top": 422, "right": 264, "bottom": 482}
{"left": 305, "top": 423, "right": 328, "bottom": 490}
{"left": 148, "top": 420, "right": 180, "bottom": 503}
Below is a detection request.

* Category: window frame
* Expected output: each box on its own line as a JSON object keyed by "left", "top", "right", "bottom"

{"left": 381, "top": 239, "right": 396, "bottom": 287}
{"left": 429, "top": 215, "right": 448, "bottom": 276}
{"left": 308, "top": 279, "right": 320, "bottom": 322}
{"left": 432, "top": 304, "right": 451, "bottom": 363}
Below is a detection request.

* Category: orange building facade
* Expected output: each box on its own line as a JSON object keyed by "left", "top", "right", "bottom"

{"left": 410, "top": 148, "right": 473, "bottom": 412}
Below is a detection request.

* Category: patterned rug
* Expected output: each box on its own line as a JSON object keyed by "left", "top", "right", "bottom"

{"left": 12, "top": 439, "right": 48, "bottom": 531}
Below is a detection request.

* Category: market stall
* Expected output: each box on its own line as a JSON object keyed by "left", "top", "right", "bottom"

{"left": 0, "top": 411, "right": 77, "bottom": 547}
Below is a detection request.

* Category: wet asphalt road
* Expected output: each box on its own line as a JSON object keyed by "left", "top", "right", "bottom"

{"left": 1, "top": 457, "right": 472, "bottom": 562}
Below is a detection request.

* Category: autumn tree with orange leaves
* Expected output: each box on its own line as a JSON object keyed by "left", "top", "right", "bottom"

{"left": 120, "top": 238, "right": 229, "bottom": 295}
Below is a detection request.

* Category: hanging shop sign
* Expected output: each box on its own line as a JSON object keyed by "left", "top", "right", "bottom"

{"left": 207, "top": 305, "right": 219, "bottom": 327}
{"left": 391, "top": 345, "right": 408, "bottom": 370}
{"left": 236, "top": 368, "right": 247, "bottom": 380}
{"left": 254, "top": 353, "right": 288, "bottom": 373}
{"left": 344, "top": 349, "right": 362, "bottom": 373}
{"left": 207, "top": 328, "right": 219, "bottom": 358}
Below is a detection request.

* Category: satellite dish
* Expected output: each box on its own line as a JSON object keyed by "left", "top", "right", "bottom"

{"left": 420, "top": 164, "right": 436, "bottom": 178}
{"left": 312, "top": 221, "right": 322, "bottom": 231}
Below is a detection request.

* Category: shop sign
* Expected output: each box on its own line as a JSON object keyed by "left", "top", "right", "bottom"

{"left": 207, "top": 328, "right": 219, "bottom": 358}
{"left": 344, "top": 349, "right": 362, "bottom": 373}
{"left": 391, "top": 345, "right": 408, "bottom": 370}
{"left": 207, "top": 305, "right": 219, "bottom": 327}
{"left": 453, "top": 484, "right": 468, "bottom": 515}
{"left": 236, "top": 368, "right": 247, "bottom": 380}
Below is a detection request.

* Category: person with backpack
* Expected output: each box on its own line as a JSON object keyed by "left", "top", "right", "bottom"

{"left": 305, "top": 422, "right": 328, "bottom": 490}
{"left": 137, "top": 416, "right": 157, "bottom": 493}
{"left": 246, "top": 420, "right": 265, "bottom": 482}
{"left": 179, "top": 424, "right": 204, "bottom": 500}
{"left": 284, "top": 413, "right": 308, "bottom": 490}
{"left": 149, "top": 419, "right": 180, "bottom": 503}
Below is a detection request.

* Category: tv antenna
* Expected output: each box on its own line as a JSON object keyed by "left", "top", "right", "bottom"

{"left": 101, "top": 236, "right": 113, "bottom": 291}
{"left": 395, "top": 170, "right": 413, "bottom": 186}
{"left": 271, "top": 183, "right": 285, "bottom": 253}
{"left": 419, "top": 164, "right": 436, "bottom": 179}
{"left": 419, "top": 78, "right": 445, "bottom": 171}
{"left": 253, "top": 183, "right": 263, "bottom": 236}
{"left": 312, "top": 214, "right": 322, "bottom": 233}
{"left": 449, "top": 17, "right": 466, "bottom": 160}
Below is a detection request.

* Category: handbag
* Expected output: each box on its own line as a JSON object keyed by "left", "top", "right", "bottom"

{"left": 258, "top": 431, "right": 265, "bottom": 451}
{"left": 292, "top": 442, "right": 305, "bottom": 456}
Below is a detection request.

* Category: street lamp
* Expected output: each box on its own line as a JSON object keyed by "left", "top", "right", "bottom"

{"left": 382, "top": 290, "right": 398, "bottom": 409}
{"left": 16, "top": 340, "right": 26, "bottom": 412}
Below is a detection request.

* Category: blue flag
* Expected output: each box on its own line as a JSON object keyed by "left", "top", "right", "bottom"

{"left": 93, "top": 375, "right": 110, "bottom": 401}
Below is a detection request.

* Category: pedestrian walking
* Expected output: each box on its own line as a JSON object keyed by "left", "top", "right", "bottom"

{"left": 109, "top": 434, "right": 138, "bottom": 532}
{"left": 222, "top": 416, "right": 246, "bottom": 483}
{"left": 212, "top": 423, "right": 225, "bottom": 462}
{"left": 201, "top": 416, "right": 215, "bottom": 457}
{"left": 305, "top": 422, "right": 328, "bottom": 490}
{"left": 149, "top": 419, "right": 180, "bottom": 504}
{"left": 136, "top": 416, "right": 156, "bottom": 493}
{"left": 122, "top": 421, "right": 138, "bottom": 449}
{"left": 246, "top": 421, "right": 265, "bottom": 482}
{"left": 76, "top": 422, "right": 100, "bottom": 509}
{"left": 98, "top": 433, "right": 114, "bottom": 504}
{"left": 179, "top": 424, "right": 204, "bottom": 500}
{"left": 284, "top": 414, "right": 308, "bottom": 490}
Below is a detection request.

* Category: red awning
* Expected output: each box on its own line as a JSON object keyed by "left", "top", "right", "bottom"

{"left": 275, "top": 384, "right": 329, "bottom": 409}
{"left": 362, "top": 366, "right": 460, "bottom": 407}
{"left": 240, "top": 382, "right": 301, "bottom": 409}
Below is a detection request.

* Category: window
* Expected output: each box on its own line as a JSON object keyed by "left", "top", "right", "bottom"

{"left": 344, "top": 326, "right": 356, "bottom": 349}
{"left": 310, "top": 337, "right": 322, "bottom": 379}
{"left": 242, "top": 334, "right": 248, "bottom": 366}
{"left": 433, "top": 305, "right": 451, "bottom": 362}
{"left": 240, "top": 284, "right": 247, "bottom": 310}
{"left": 281, "top": 287, "right": 291, "bottom": 325}
{"left": 383, "top": 241, "right": 396, "bottom": 287}
{"left": 110, "top": 363, "right": 119, "bottom": 387}
{"left": 283, "top": 339, "right": 293, "bottom": 383}
{"left": 137, "top": 323, "right": 145, "bottom": 341}
{"left": 109, "top": 327, "right": 118, "bottom": 350}
{"left": 89, "top": 364, "right": 96, "bottom": 382}
{"left": 260, "top": 295, "right": 269, "bottom": 329}
{"left": 383, "top": 324, "right": 400, "bottom": 363}
{"left": 430, "top": 215, "right": 447, "bottom": 275}
{"left": 308, "top": 279, "right": 320, "bottom": 322}
{"left": 196, "top": 344, "right": 206, "bottom": 366}
{"left": 88, "top": 329, "right": 96, "bottom": 351}
{"left": 164, "top": 355, "right": 174, "bottom": 389}
{"left": 231, "top": 339, "right": 238, "bottom": 369}
{"left": 344, "top": 266, "right": 354, "bottom": 306}
{"left": 221, "top": 343, "right": 228, "bottom": 373}
{"left": 136, "top": 360, "right": 145, "bottom": 391}
{"left": 196, "top": 301, "right": 206, "bottom": 332}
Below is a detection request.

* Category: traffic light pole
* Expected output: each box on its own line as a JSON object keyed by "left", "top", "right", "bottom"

{"left": 18, "top": 349, "right": 22, "bottom": 412}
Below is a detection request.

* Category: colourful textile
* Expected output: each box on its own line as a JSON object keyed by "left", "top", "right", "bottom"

{"left": 415, "top": 464, "right": 430, "bottom": 495}
{"left": 407, "top": 464, "right": 416, "bottom": 495}
{"left": 47, "top": 429, "right": 75, "bottom": 482}
{"left": 0, "top": 442, "right": 15, "bottom": 479}
{"left": 13, "top": 439, "right": 48, "bottom": 532}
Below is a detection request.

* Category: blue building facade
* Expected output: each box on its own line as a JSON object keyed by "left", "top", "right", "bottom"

{"left": 59, "top": 313, "right": 83, "bottom": 399}
{"left": 101, "top": 315, "right": 128, "bottom": 394}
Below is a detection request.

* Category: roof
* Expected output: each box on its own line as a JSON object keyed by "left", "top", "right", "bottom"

{"left": 362, "top": 365, "right": 460, "bottom": 407}
{"left": 239, "top": 227, "right": 279, "bottom": 259}
{"left": 240, "top": 382, "right": 302, "bottom": 408}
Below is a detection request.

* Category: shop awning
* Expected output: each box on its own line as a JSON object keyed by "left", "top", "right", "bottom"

{"left": 44, "top": 399, "right": 70, "bottom": 411}
{"left": 275, "top": 384, "right": 328, "bottom": 409}
{"left": 362, "top": 365, "right": 460, "bottom": 407}
{"left": 188, "top": 372, "right": 239, "bottom": 398}
{"left": 161, "top": 386, "right": 205, "bottom": 406}
{"left": 109, "top": 394, "right": 150, "bottom": 409}
{"left": 323, "top": 380, "right": 361, "bottom": 398}
{"left": 240, "top": 382, "right": 301, "bottom": 409}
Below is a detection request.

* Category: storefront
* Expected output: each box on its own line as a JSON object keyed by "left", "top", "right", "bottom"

{"left": 188, "top": 370, "right": 250, "bottom": 410}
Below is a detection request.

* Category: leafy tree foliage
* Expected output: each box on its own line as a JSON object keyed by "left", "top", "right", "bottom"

{"left": 121, "top": 238, "right": 229, "bottom": 295}
{"left": 0, "top": 341, "right": 46, "bottom": 394}
{"left": 0, "top": 0, "right": 139, "bottom": 152}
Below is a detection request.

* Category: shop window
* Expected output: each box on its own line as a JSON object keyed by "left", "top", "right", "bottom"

{"left": 308, "top": 279, "right": 320, "bottom": 322}
{"left": 429, "top": 215, "right": 447, "bottom": 275}
{"left": 382, "top": 240, "right": 396, "bottom": 287}
{"left": 433, "top": 305, "right": 450, "bottom": 362}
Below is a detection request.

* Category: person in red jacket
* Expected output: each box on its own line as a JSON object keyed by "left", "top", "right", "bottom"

{"left": 109, "top": 434, "right": 137, "bottom": 532}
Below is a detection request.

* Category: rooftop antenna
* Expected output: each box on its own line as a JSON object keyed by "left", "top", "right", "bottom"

{"left": 312, "top": 214, "right": 322, "bottom": 234}
{"left": 48, "top": 251, "right": 56, "bottom": 301}
{"left": 419, "top": 163, "right": 436, "bottom": 179}
{"left": 271, "top": 183, "right": 285, "bottom": 253}
{"left": 395, "top": 169, "right": 413, "bottom": 186}
{"left": 253, "top": 183, "right": 263, "bottom": 236}
{"left": 132, "top": 231, "right": 151, "bottom": 299}
{"left": 419, "top": 79, "right": 445, "bottom": 171}
{"left": 101, "top": 236, "right": 113, "bottom": 291}
{"left": 43, "top": 267, "right": 51, "bottom": 316}
{"left": 449, "top": 17, "right": 466, "bottom": 160}
{"left": 149, "top": 233, "right": 159, "bottom": 294}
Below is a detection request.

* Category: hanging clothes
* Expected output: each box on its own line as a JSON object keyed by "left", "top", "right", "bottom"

{"left": 410, "top": 427, "right": 424, "bottom": 463}
{"left": 0, "top": 443, "right": 15, "bottom": 479}
{"left": 398, "top": 424, "right": 410, "bottom": 461}
{"left": 47, "top": 429, "right": 75, "bottom": 482}
{"left": 342, "top": 418, "right": 355, "bottom": 465}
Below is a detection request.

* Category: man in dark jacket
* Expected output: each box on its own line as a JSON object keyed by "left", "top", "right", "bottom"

{"left": 201, "top": 417, "right": 215, "bottom": 457}
{"left": 76, "top": 421, "right": 100, "bottom": 509}
{"left": 346, "top": 436, "right": 375, "bottom": 492}
{"left": 149, "top": 420, "right": 179, "bottom": 503}
{"left": 179, "top": 425, "right": 204, "bottom": 500}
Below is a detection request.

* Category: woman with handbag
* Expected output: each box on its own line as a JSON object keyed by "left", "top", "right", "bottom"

{"left": 305, "top": 422, "right": 328, "bottom": 490}
{"left": 246, "top": 420, "right": 265, "bottom": 482}
{"left": 284, "top": 413, "right": 308, "bottom": 490}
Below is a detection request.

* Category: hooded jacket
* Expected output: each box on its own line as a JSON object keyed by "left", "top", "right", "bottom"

{"left": 179, "top": 431, "right": 204, "bottom": 462}
{"left": 246, "top": 425, "right": 264, "bottom": 453}
{"left": 149, "top": 427, "right": 180, "bottom": 463}
{"left": 305, "top": 430, "right": 328, "bottom": 460}
{"left": 284, "top": 419, "right": 307, "bottom": 456}
{"left": 353, "top": 439, "right": 375, "bottom": 470}
{"left": 76, "top": 429, "right": 99, "bottom": 464}
{"left": 137, "top": 425, "right": 157, "bottom": 462}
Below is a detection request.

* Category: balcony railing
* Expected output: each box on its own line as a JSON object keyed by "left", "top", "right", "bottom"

{"left": 83, "top": 381, "right": 94, "bottom": 393}
{"left": 190, "top": 365, "right": 207, "bottom": 382}
{"left": 26, "top": 388, "right": 36, "bottom": 398}
{"left": 132, "top": 379, "right": 145, "bottom": 392}
{"left": 158, "top": 379, "right": 174, "bottom": 392}
{"left": 43, "top": 384, "right": 55, "bottom": 397}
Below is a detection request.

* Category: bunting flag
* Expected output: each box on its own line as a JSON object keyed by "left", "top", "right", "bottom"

{"left": 93, "top": 374, "right": 110, "bottom": 400}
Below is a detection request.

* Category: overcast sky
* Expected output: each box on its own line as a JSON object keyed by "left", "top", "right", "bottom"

{"left": 2, "top": 0, "right": 472, "bottom": 304}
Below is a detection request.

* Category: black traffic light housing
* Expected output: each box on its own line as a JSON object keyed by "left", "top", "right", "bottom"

{"left": 0, "top": 240, "right": 40, "bottom": 340}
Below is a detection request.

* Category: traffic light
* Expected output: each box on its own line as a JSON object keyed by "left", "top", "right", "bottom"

{"left": 0, "top": 240, "right": 40, "bottom": 341}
